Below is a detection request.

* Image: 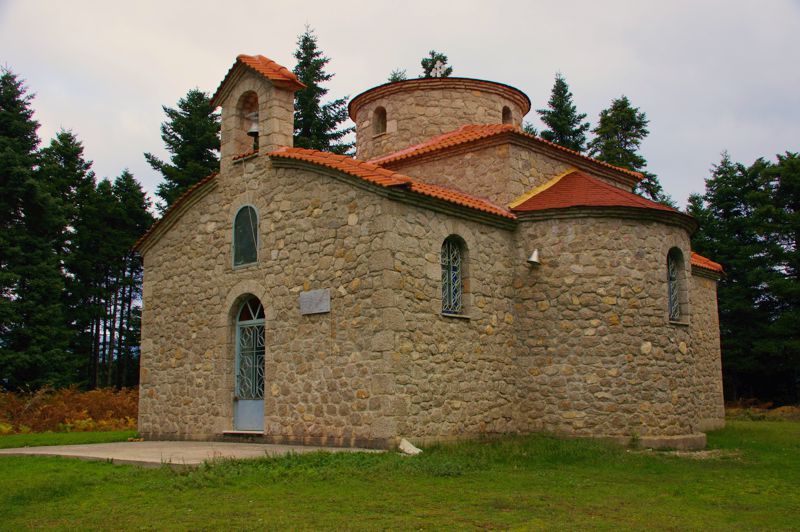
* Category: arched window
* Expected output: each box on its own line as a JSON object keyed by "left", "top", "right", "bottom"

{"left": 373, "top": 106, "right": 387, "bottom": 135}
{"left": 502, "top": 106, "right": 513, "bottom": 125}
{"left": 667, "top": 248, "right": 687, "bottom": 322}
{"left": 441, "top": 236, "right": 465, "bottom": 314}
{"left": 235, "top": 296, "right": 265, "bottom": 404}
{"left": 233, "top": 206, "right": 258, "bottom": 266}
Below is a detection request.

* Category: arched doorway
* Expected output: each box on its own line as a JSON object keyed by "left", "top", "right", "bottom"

{"left": 234, "top": 296, "right": 265, "bottom": 431}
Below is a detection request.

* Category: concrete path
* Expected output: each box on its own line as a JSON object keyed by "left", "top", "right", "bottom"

{"left": 0, "top": 441, "right": 379, "bottom": 468}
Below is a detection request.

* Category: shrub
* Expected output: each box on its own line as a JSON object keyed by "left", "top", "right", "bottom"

{"left": 0, "top": 387, "right": 138, "bottom": 434}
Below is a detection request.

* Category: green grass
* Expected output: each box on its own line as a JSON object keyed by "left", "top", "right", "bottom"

{"left": 0, "top": 430, "right": 137, "bottom": 449}
{"left": 0, "top": 421, "right": 798, "bottom": 530}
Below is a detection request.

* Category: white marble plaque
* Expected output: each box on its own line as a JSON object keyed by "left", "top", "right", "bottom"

{"left": 299, "top": 289, "right": 331, "bottom": 315}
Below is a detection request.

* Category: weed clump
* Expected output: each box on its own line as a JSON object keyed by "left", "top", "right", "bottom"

{"left": 0, "top": 387, "right": 138, "bottom": 434}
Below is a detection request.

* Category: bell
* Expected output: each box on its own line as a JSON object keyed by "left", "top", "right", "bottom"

{"left": 246, "top": 112, "right": 259, "bottom": 138}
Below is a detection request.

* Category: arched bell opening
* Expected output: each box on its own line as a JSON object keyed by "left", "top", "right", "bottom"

{"left": 235, "top": 91, "right": 260, "bottom": 154}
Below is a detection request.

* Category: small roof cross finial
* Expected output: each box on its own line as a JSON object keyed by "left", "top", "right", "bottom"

{"left": 431, "top": 60, "right": 446, "bottom": 78}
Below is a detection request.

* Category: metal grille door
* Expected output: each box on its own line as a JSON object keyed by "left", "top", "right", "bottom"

{"left": 234, "top": 297, "right": 265, "bottom": 431}
{"left": 236, "top": 324, "right": 265, "bottom": 400}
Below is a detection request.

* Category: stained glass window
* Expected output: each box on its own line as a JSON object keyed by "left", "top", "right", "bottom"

{"left": 233, "top": 206, "right": 258, "bottom": 266}
{"left": 441, "top": 237, "right": 464, "bottom": 314}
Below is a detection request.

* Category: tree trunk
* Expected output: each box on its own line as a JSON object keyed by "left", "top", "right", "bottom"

{"left": 91, "top": 295, "right": 101, "bottom": 389}
{"left": 101, "top": 272, "right": 111, "bottom": 387}
{"left": 117, "top": 262, "right": 130, "bottom": 388}
{"left": 106, "top": 273, "right": 120, "bottom": 388}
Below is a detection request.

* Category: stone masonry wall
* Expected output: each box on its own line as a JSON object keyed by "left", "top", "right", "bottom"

{"left": 140, "top": 155, "right": 402, "bottom": 446}
{"left": 391, "top": 144, "right": 574, "bottom": 208}
{"left": 140, "top": 157, "right": 722, "bottom": 449}
{"left": 510, "top": 216, "right": 705, "bottom": 445}
{"left": 690, "top": 273, "right": 725, "bottom": 431}
{"left": 379, "top": 201, "right": 520, "bottom": 443}
{"left": 354, "top": 86, "right": 525, "bottom": 161}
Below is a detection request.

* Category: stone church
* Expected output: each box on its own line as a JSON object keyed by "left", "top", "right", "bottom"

{"left": 135, "top": 53, "right": 725, "bottom": 450}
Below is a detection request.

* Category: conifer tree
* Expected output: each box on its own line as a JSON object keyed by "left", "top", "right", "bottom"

{"left": 0, "top": 69, "right": 39, "bottom": 314}
{"left": 292, "top": 27, "right": 353, "bottom": 155}
{"left": 38, "top": 130, "right": 98, "bottom": 384}
{"left": 588, "top": 95, "right": 669, "bottom": 203}
{"left": 420, "top": 50, "right": 453, "bottom": 78}
{"left": 145, "top": 88, "right": 219, "bottom": 212}
{"left": 760, "top": 152, "right": 800, "bottom": 401}
{"left": 388, "top": 69, "right": 408, "bottom": 82}
{"left": 38, "top": 130, "right": 95, "bottom": 257}
{"left": 536, "top": 73, "right": 590, "bottom": 152}
{"left": 0, "top": 69, "right": 71, "bottom": 390}
{"left": 110, "top": 171, "right": 152, "bottom": 387}
{"left": 688, "top": 153, "right": 795, "bottom": 401}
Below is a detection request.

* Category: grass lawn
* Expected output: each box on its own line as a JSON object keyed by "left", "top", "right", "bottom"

{"left": 0, "top": 430, "right": 138, "bottom": 449}
{"left": 0, "top": 421, "right": 798, "bottom": 530}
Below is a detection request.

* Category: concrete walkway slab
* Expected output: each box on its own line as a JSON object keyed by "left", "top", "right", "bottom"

{"left": 0, "top": 441, "right": 379, "bottom": 468}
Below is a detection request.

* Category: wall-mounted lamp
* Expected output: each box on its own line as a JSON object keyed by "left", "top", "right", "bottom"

{"left": 527, "top": 249, "right": 540, "bottom": 266}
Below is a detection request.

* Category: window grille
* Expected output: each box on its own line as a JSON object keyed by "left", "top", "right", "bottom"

{"left": 441, "top": 238, "right": 463, "bottom": 314}
{"left": 668, "top": 252, "right": 680, "bottom": 321}
{"left": 233, "top": 206, "right": 258, "bottom": 266}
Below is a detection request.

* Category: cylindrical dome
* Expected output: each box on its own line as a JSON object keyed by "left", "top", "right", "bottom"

{"left": 349, "top": 77, "right": 531, "bottom": 161}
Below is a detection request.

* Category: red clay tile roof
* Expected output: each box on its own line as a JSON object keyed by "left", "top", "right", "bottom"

{"left": 211, "top": 54, "right": 305, "bottom": 106}
{"left": 232, "top": 149, "right": 258, "bottom": 161}
{"left": 236, "top": 54, "right": 305, "bottom": 89}
{"left": 269, "top": 147, "right": 515, "bottom": 219}
{"left": 370, "top": 124, "right": 643, "bottom": 182}
{"left": 369, "top": 124, "right": 517, "bottom": 165}
{"left": 691, "top": 252, "right": 724, "bottom": 274}
{"left": 511, "top": 170, "right": 675, "bottom": 213}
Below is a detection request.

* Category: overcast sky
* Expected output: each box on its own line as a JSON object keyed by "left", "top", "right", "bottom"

{"left": 2, "top": 0, "right": 799, "bottom": 208}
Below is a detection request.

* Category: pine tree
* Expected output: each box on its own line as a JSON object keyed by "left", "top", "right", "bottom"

{"left": 536, "top": 73, "right": 590, "bottom": 152}
{"left": 689, "top": 153, "right": 779, "bottom": 400}
{"left": 588, "top": 95, "right": 669, "bottom": 203}
{"left": 760, "top": 152, "right": 800, "bottom": 402}
{"left": 67, "top": 177, "right": 107, "bottom": 387}
{"left": 145, "top": 88, "right": 219, "bottom": 212}
{"left": 0, "top": 69, "right": 39, "bottom": 323}
{"left": 0, "top": 69, "right": 72, "bottom": 390}
{"left": 420, "top": 50, "right": 453, "bottom": 78}
{"left": 38, "top": 130, "right": 97, "bottom": 385}
{"left": 38, "top": 130, "right": 95, "bottom": 256}
{"left": 110, "top": 171, "right": 153, "bottom": 387}
{"left": 292, "top": 27, "right": 353, "bottom": 155}
{"left": 388, "top": 69, "right": 408, "bottom": 82}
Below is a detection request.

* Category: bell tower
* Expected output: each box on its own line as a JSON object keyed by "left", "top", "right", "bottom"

{"left": 211, "top": 54, "right": 305, "bottom": 171}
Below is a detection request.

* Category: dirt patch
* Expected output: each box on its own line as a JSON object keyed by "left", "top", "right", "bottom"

{"left": 726, "top": 404, "right": 800, "bottom": 422}
{"left": 630, "top": 448, "right": 741, "bottom": 460}
{"left": 664, "top": 449, "right": 741, "bottom": 460}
